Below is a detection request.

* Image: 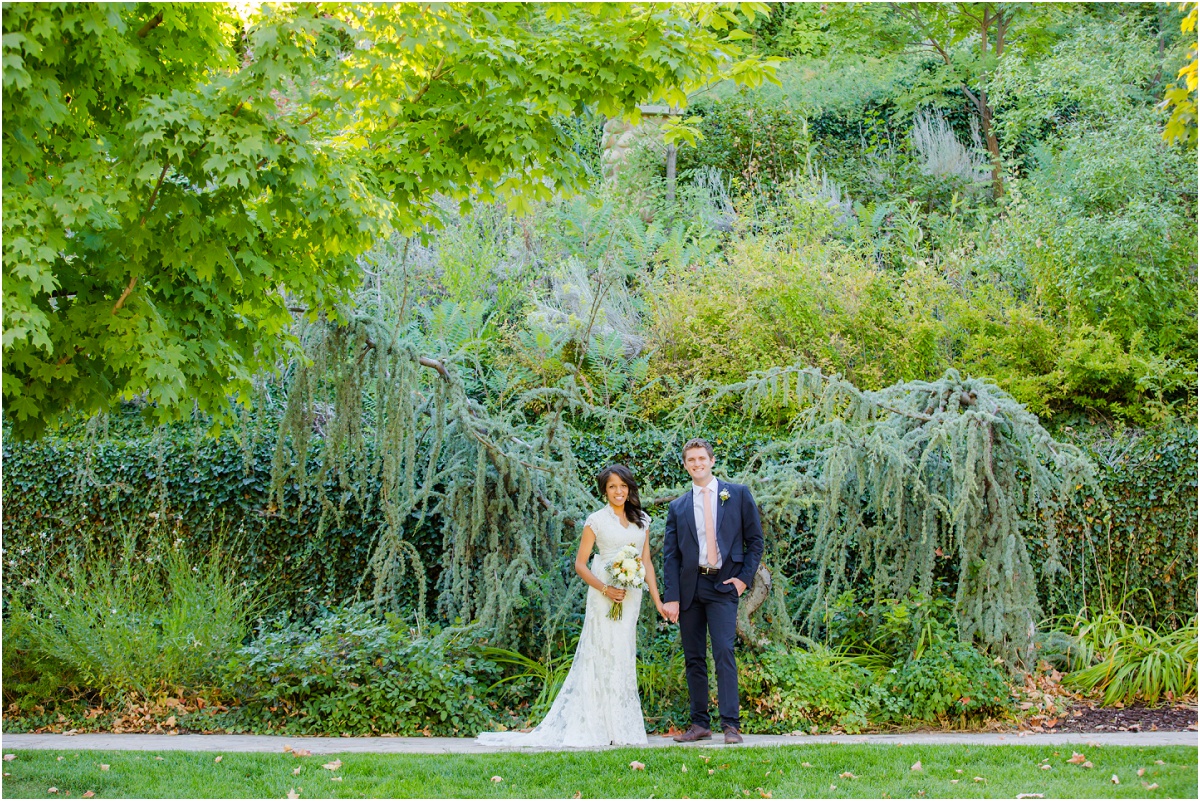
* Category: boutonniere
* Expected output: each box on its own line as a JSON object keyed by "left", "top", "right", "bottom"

{"left": 718, "top": 488, "right": 730, "bottom": 505}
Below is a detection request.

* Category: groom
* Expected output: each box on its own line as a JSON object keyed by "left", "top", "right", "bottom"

{"left": 661, "top": 438, "right": 763, "bottom": 744}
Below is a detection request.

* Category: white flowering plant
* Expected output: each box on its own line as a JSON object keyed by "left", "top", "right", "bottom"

{"left": 603, "top": 544, "right": 646, "bottom": 620}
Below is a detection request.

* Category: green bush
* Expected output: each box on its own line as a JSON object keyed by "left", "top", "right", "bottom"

{"left": 883, "top": 640, "right": 1012, "bottom": 722}
{"left": 4, "top": 531, "right": 254, "bottom": 700}
{"left": 1055, "top": 608, "right": 1198, "bottom": 706}
{"left": 222, "top": 606, "right": 499, "bottom": 736}
{"left": 750, "top": 643, "right": 882, "bottom": 732}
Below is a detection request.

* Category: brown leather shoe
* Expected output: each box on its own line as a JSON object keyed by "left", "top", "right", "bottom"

{"left": 723, "top": 726, "right": 744, "bottom": 744}
{"left": 672, "top": 724, "right": 713, "bottom": 742}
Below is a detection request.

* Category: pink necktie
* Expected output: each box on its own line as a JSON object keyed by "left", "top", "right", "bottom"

{"left": 702, "top": 487, "right": 718, "bottom": 568}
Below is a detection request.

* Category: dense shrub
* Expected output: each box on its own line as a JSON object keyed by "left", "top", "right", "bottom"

{"left": 222, "top": 606, "right": 499, "bottom": 736}
{"left": 4, "top": 532, "right": 254, "bottom": 702}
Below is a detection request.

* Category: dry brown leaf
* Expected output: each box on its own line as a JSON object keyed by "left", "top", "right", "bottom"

{"left": 287, "top": 791, "right": 299, "bottom": 800}
{"left": 2, "top": 755, "right": 14, "bottom": 762}
{"left": 839, "top": 772, "right": 856, "bottom": 779}
{"left": 1155, "top": 760, "right": 1165, "bottom": 765}
{"left": 571, "top": 793, "right": 581, "bottom": 799}
{"left": 911, "top": 761, "right": 922, "bottom": 772}
{"left": 708, "top": 770, "right": 715, "bottom": 776}
{"left": 322, "top": 760, "right": 342, "bottom": 771}
{"left": 1040, "top": 764, "right": 1051, "bottom": 771}
{"left": 490, "top": 776, "right": 503, "bottom": 783}
{"left": 1138, "top": 768, "right": 1146, "bottom": 777}
{"left": 973, "top": 776, "right": 985, "bottom": 783}
{"left": 955, "top": 769, "right": 963, "bottom": 774}
{"left": 99, "top": 764, "right": 109, "bottom": 772}
{"left": 283, "top": 745, "right": 293, "bottom": 753}
{"left": 214, "top": 756, "right": 223, "bottom": 764}
{"left": 48, "top": 788, "right": 59, "bottom": 794}
{"left": 757, "top": 789, "right": 772, "bottom": 798}
{"left": 681, "top": 765, "right": 688, "bottom": 773}
{"left": 82, "top": 793, "right": 95, "bottom": 799}
{"left": 828, "top": 785, "right": 837, "bottom": 792}
{"left": 293, "top": 749, "right": 312, "bottom": 758}
{"left": 57, "top": 757, "right": 64, "bottom": 762}
{"left": 329, "top": 777, "right": 342, "bottom": 783}
{"left": 801, "top": 762, "right": 812, "bottom": 768}
{"left": 293, "top": 767, "right": 302, "bottom": 776}
{"left": 164, "top": 716, "right": 176, "bottom": 728}
{"left": 1111, "top": 775, "right": 1119, "bottom": 785}
{"left": 949, "top": 780, "right": 959, "bottom": 784}
{"left": 629, "top": 761, "right": 645, "bottom": 771}
{"left": 155, "top": 757, "right": 163, "bottom": 761}
{"left": 1145, "top": 783, "right": 1160, "bottom": 790}
{"left": 1067, "top": 752, "right": 1086, "bottom": 764}
{"left": 1015, "top": 794, "right": 1045, "bottom": 799}
{"left": 1083, "top": 761, "right": 1094, "bottom": 769}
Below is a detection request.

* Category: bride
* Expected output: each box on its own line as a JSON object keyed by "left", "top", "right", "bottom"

{"left": 477, "top": 464, "right": 667, "bottom": 747}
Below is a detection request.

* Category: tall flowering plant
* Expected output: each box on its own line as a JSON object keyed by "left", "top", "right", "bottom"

{"left": 604, "top": 544, "right": 647, "bottom": 620}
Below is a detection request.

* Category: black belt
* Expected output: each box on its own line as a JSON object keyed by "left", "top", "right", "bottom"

{"left": 698, "top": 565, "right": 720, "bottom": 576}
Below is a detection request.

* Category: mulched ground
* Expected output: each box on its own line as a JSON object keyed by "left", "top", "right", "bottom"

{"left": 1052, "top": 703, "right": 1198, "bottom": 733}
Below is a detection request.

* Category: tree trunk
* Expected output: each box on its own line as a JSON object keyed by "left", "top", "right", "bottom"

{"left": 665, "top": 142, "right": 677, "bottom": 203}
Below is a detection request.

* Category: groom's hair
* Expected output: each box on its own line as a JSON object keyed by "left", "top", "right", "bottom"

{"left": 682, "top": 438, "right": 714, "bottom": 460}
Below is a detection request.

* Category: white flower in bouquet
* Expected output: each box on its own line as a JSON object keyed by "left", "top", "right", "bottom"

{"left": 604, "top": 545, "right": 647, "bottom": 620}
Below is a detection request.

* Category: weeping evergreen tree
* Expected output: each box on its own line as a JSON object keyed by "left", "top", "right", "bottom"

{"left": 676, "top": 364, "right": 1097, "bottom": 667}
{"left": 267, "top": 237, "right": 614, "bottom": 642}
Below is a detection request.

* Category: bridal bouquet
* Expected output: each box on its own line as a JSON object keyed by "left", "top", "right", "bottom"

{"left": 604, "top": 545, "right": 647, "bottom": 620}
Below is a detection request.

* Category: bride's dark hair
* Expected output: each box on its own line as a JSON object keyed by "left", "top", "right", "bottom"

{"left": 596, "top": 464, "right": 649, "bottom": 528}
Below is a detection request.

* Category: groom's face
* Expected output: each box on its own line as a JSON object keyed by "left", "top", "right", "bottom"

{"left": 683, "top": 447, "right": 715, "bottom": 485}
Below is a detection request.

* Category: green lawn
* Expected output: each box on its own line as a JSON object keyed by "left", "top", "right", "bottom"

{"left": 1, "top": 745, "right": 1194, "bottom": 799}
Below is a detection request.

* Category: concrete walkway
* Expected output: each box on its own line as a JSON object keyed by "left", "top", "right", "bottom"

{"left": 3, "top": 731, "right": 1195, "bottom": 754}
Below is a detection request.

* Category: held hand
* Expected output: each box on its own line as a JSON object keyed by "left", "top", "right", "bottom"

{"left": 661, "top": 601, "right": 680, "bottom": 623}
{"left": 723, "top": 577, "right": 747, "bottom": 596}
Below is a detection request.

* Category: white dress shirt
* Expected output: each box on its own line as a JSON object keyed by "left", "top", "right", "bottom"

{"left": 691, "top": 477, "right": 722, "bottom": 568}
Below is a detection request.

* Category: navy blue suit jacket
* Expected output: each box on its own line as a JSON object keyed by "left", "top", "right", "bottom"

{"left": 663, "top": 480, "right": 763, "bottom": 610}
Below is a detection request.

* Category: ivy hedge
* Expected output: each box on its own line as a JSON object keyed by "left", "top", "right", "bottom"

{"left": 3, "top": 417, "right": 1193, "bottom": 628}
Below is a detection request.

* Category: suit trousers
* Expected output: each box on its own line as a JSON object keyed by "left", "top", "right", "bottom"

{"left": 679, "top": 572, "right": 739, "bottom": 730}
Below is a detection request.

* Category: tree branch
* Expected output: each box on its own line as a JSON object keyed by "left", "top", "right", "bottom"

{"left": 137, "top": 10, "right": 164, "bottom": 38}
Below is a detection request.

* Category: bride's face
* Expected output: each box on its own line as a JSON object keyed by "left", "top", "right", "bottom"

{"left": 605, "top": 474, "right": 629, "bottom": 507}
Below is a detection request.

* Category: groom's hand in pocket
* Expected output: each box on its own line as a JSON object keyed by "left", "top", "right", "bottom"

{"left": 661, "top": 601, "right": 679, "bottom": 623}
{"left": 723, "top": 577, "right": 747, "bottom": 596}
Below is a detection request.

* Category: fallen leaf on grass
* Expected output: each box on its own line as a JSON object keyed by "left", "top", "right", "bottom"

{"left": 801, "top": 762, "right": 812, "bottom": 768}
{"left": 828, "top": 785, "right": 836, "bottom": 792}
{"left": 1082, "top": 761, "right": 1094, "bottom": 769}
{"left": 214, "top": 756, "right": 222, "bottom": 764}
{"left": 154, "top": 757, "right": 163, "bottom": 761}
{"left": 48, "top": 789, "right": 58, "bottom": 795}
{"left": 293, "top": 767, "right": 302, "bottom": 776}
{"left": 708, "top": 770, "right": 715, "bottom": 776}
{"left": 681, "top": 765, "right": 688, "bottom": 773}
{"left": 1111, "top": 775, "right": 1119, "bottom": 785}
{"left": 3, "top": 755, "right": 15, "bottom": 762}
{"left": 490, "top": 776, "right": 503, "bottom": 783}
{"left": 82, "top": 793, "right": 95, "bottom": 799}
{"left": 973, "top": 776, "right": 985, "bottom": 783}
{"left": 839, "top": 772, "right": 856, "bottom": 779}
{"left": 99, "top": 765, "right": 109, "bottom": 772}
{"left": 629, "top": 761, "right": 645, "bottom": 771}
{"left": 1138, "top": 768, "right": 1145, "bottom": 777}
{"left": 293, "top": 750, "right": 312, "bottom": 758}
{"left": 1155, "top": 760, "right": 1165, "bottom": 765}
{"left": 1040, "top": 764, "right": 1051, "bottom": 770}
{"left": 287, "top": 791, "right": 299, "bottom": 800}
{"left": 949, "top": 780, "right": 958, "bottom": 784}
{"left": 955, "top": 769, "right": 963, "bottom": 774}
{"left": 911, "top": 761, "right": 922, "bottom": 772}
{"left": 757, "top": 788, "right": 772, "bottom": 798}
{"left": 1067, "top": 752, "right": 1086, "bottom": 764}
{"left": 1015, "top": 794, "right": 1044, "bottom": 799}
{"left": 329, "top": 777, "right": 342, "bottom": 783}
{"left": 1144, "top": 783, "right": 1160, "bottom": 790}
{"left": 57, "top": 757, "right": 64, "bottom": 762}
{"left": 322, "top": 760, "right": 342, "bottom": 771}
{"left": 283, "top": 745, "right": 293, "bottom": 754}
{"left": 572, "top": 793, "right": 581, "bottom": 799}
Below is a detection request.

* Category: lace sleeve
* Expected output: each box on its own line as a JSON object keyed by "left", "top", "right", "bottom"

{"left": 583, "top": 510, "right": 601, "bottom": 533}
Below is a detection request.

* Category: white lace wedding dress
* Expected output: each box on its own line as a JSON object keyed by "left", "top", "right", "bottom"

{"left": 476, "top": 505, "right": 649, "bottom": 748}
